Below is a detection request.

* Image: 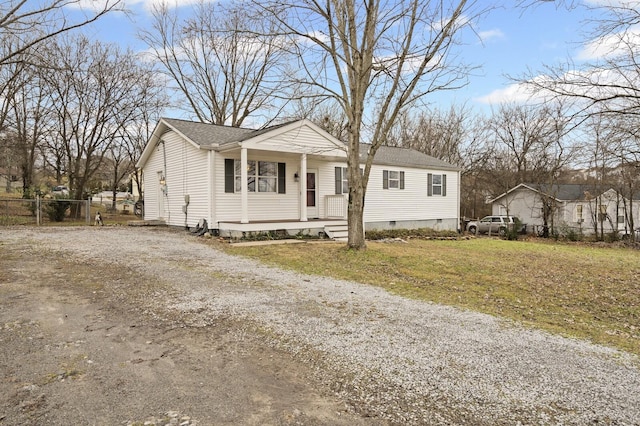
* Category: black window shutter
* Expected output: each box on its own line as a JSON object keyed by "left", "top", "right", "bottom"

{"left": 383, "top": 170, "right": 389, "bottom": 189}
{"left": 278, "top": 163, "right": 286, "bottom": 194}
{"left": 427, "top": 173, "right": 433, "bottom": 196}
{"left": 224, "top": 159, "right": 234, "bottom": 193}
{"left": 400, "top": 171, "right": 405, "bottom": 190}
{"left": 335, "top": 167, "right": 342, "bottom": 194}
{"left": 442, "top": 174, "right": 447, "bottom": 196}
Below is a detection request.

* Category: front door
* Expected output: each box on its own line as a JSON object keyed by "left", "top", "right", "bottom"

{"left": 306, "top": 170, "right": 318, "bottom": 218}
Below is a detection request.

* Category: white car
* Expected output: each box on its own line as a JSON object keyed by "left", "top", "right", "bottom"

{"left": 52, "top": 185, "right": 70, "bottom": 196}
{"left": 467, "top": 216, "right": 518, "bottom": 236}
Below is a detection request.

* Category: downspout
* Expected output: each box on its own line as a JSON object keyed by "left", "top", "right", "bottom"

{"left": 161, "top": 140, "right": 170, "bottom": 224}
{"left": 457, "top": 169, "right": 461, "bottom": 233}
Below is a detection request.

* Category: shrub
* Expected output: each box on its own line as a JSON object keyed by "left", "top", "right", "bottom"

{"left": 365, "top": 227, "right": 458, "bottom": 241}
{"left": 502, "top": 218, "right": 522, "bottom": 241}
{"left": 45, "top": 199, "right": 70, "bottom": 222}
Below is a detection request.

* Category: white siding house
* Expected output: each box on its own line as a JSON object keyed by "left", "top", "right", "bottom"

{"left": 137, "top": 118, "right": 461, "bottom": 238}
{"left": 489, "top": 183, "right": 640, "bottom": 236}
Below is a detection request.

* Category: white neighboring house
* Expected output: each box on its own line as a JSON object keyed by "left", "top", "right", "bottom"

{"left": 136, "top": 118, "right": 461, "bottom": 238}
{"left": 489, "top": 183, "right": 640, "bottom": 236}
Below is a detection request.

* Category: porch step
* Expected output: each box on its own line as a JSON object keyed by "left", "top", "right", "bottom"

{"left": 324, "top": 222, "right": 348, "bottom": 241}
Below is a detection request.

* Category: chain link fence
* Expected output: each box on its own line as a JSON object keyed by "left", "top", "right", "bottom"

{"left": 0, "top": 197, "right": 136, "bottom": 226}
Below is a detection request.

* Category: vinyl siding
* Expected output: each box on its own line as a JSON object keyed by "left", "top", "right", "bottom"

{"left": 214, "top": 152, "right": 300, "bottom": 223}
{"left": 491, "top": 188, "right": 543, "bottom": 224}
{"left": 242, "top": 125, "right": 346, "bottom": 157}
{"left": 364, "top": 165, "right": 458, "bottom": 223}
{"left": 143, "top": 123, "right": 460, "bottom": 230}
{"left": 144, "top": 130, "right": 209, "bottom": 228}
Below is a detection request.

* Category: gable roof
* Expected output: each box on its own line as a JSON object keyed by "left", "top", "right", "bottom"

{"left": 138, "top": 117, "right": 460, "bottom": 171}
{"left": 489, "top": 183, "right": 611, "bottom": 204}
{"left": 161, "top": 117, "right": 255, "bottom": 147}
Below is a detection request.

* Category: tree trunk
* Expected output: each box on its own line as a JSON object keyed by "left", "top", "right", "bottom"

{"left": 347, "top": 183, "right": 366, "bottom": 249}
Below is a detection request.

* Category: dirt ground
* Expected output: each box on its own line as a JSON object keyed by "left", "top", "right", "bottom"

{"left": 0, "top": 235, "right": 384, "bottom": 426}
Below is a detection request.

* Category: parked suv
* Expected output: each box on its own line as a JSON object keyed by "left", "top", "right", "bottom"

{"left": 467, "top": 215, "right": 518, "bottom": 236}
{"left": 51, "top": 185, "right": 70, "bottom": 196}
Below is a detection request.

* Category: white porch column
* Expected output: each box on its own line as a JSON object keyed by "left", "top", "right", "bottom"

{"left": 300, "top": 153, "right": 308, "bottom": 222}
{"left": 240, "top": 147, "right": 249, "bottom": 224}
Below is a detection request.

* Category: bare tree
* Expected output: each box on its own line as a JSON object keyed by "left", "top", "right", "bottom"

{"left": 523, "top": 2, "right": 640, "bottom": 121}
{"left": 256, "top": 0, "right": 485, "bottom": 249}
{"left": 483, "top": 102, "right": 577, "bottom": 235}
{"left": 0, "top": 0, "right": 122, "bottom": 67}
{"left": 139, "top": 0, "right": 292, "bottom": 127}
{"left": 4, "top": 59, "right": 56, "bottom": 196}
{"left": 40, "top": 35, "right": 160, "bottom": 207}
{"left": 122, "top": 117, "right": 157, "bottom": 204}
{"left": 0, "top": 0, "right": 123, "bottom": 131}
{"left": 386, "top": 106, "right": 471, "bottom": 166}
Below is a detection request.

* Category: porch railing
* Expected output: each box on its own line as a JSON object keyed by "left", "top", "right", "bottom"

{"left": 325, "top": 195, "right": 347, "bottom": 219}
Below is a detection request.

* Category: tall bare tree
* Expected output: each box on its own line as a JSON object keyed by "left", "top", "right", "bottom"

{"left": 139, "top": 0, "right": 292, "bottom": 127}
{"left": 524, "top": 2, "right": 640, "bottom": 120}
{"left": 483, "top": 102, "right": 577, "bottom": 235}
{"left": 4, "top": 58, "right": 55, "bottom": 195}
{"left": 387, "top": 106, "right": 470, "bottom": 166}
{"left": 116, "top": 81, "right": 169, "bottom": 207}
{"left": 257, "top": 0, "right": 485, "bottom": 249}
{"left": 0, "top": 0, "right": 122, "bottom": 131}
{"left": 41, "top": 35, "right": 161, "bottom": 205}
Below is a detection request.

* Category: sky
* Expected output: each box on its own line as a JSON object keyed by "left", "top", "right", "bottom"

{"left": 69, "top": 0, "right": 601, "bottom": 117}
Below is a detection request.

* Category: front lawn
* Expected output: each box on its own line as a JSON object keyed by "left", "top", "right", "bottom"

{"left": 223, "top": 238, "right": 640, "bottom": 356}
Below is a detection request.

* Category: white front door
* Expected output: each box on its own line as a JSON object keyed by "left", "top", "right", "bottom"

{"left": 306, "top": 169, "right": 318, "bottom": 218}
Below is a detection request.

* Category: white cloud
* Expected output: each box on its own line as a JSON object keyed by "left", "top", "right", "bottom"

{"left": 577, "top": 25, "right": 640, "bottom": 61}
{"left": 126, "top": 0, "right": 210, "bottom": 12}
{"left": 474, "top": 82, "right": 538, "bottom": 105}
{"left": 478, "top": 28, "right": 504, "bottom": 43}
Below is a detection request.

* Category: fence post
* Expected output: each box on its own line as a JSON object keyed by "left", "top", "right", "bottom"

{"left": 86, "top": 198, "right": 91, "bottom": 224}
{"left": 36, "top": 195, "right": 41, "bottom": 226}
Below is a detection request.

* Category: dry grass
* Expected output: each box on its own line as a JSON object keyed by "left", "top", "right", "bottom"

{"left": 223, "top": 238, "right": 640, "bottom": 355}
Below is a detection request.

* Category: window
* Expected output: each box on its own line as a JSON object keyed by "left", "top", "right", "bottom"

{"left": 598, "top": 203, "right": 608, "bottom": 222}
{"left": 427, "top": 173, "right": 447, "bottom": 196}
{"left": 224, "top": 158, "right": 285, "bottom": 194}
{"left": 335, "top": 166, "right": 363, "bottom": 194}
{"left": 575, "top": 204, "right": 584, "bottom": 222}
{"left": 383, "top": 170, "right": 405, "bottom": 190}
{"left": 335, "top": 167, "right": 348, "bottom": 194}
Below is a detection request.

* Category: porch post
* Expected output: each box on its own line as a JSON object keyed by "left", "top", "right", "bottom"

{"left": 241, "top": 147, "right": 249, "bottom": 224}
{"left": 300, "top": 153, "right": 308, "bottom": 222}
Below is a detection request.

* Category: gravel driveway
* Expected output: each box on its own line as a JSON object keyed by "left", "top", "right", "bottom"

{"left": 2, "top": 226, "right": 639, "bottom": 425}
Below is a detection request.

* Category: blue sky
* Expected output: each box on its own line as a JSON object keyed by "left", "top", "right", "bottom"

{"left": 71, "top": 0, "right": 597, "bottom": 115}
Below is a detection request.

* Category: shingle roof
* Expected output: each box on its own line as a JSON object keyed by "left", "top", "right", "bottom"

{"left": 161, "top": 118, "right": 459, "bottom": 170}
{"left": 524, "top": 183, "right": 601, "bottom": 201}
{"left": 162, "top": 118, "right": 255, "bottom": 147}
{"left": 361, "top": 144, "right": 460, "bottom": 170}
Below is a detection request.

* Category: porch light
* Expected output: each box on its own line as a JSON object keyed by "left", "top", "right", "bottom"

{"left": 159, "top": 175, "right": 166, "bottom": 186}
{"left": 294, "top": 172, "right": 300, "bottom": 182}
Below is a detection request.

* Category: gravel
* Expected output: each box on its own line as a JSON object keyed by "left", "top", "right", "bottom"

{"left": 4, "top": 226, "right": 639, "bottom": 425}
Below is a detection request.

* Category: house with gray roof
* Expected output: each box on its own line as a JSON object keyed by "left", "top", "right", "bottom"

{"left": 137, "top": 118, "right": 461, "bottom": 238}
{"left": 489, "top": 183, "right": 640, "bottom": 236}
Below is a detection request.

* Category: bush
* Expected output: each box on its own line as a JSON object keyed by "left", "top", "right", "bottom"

{"left": 565, "top": 228, "right": 583, "bottom": 242}
{"left": 45, "top": 199, "right": 70, "bottom": 222}
{"left": 502, "top": 218, "right": 522, "bottom": 241}
{"left": 365, "top": 227, "right": 459, "bottom": 241}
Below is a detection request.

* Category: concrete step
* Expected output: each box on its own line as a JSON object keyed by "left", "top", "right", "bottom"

{"left": 324, "top": 223, "right": 349, "bottom": 240}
